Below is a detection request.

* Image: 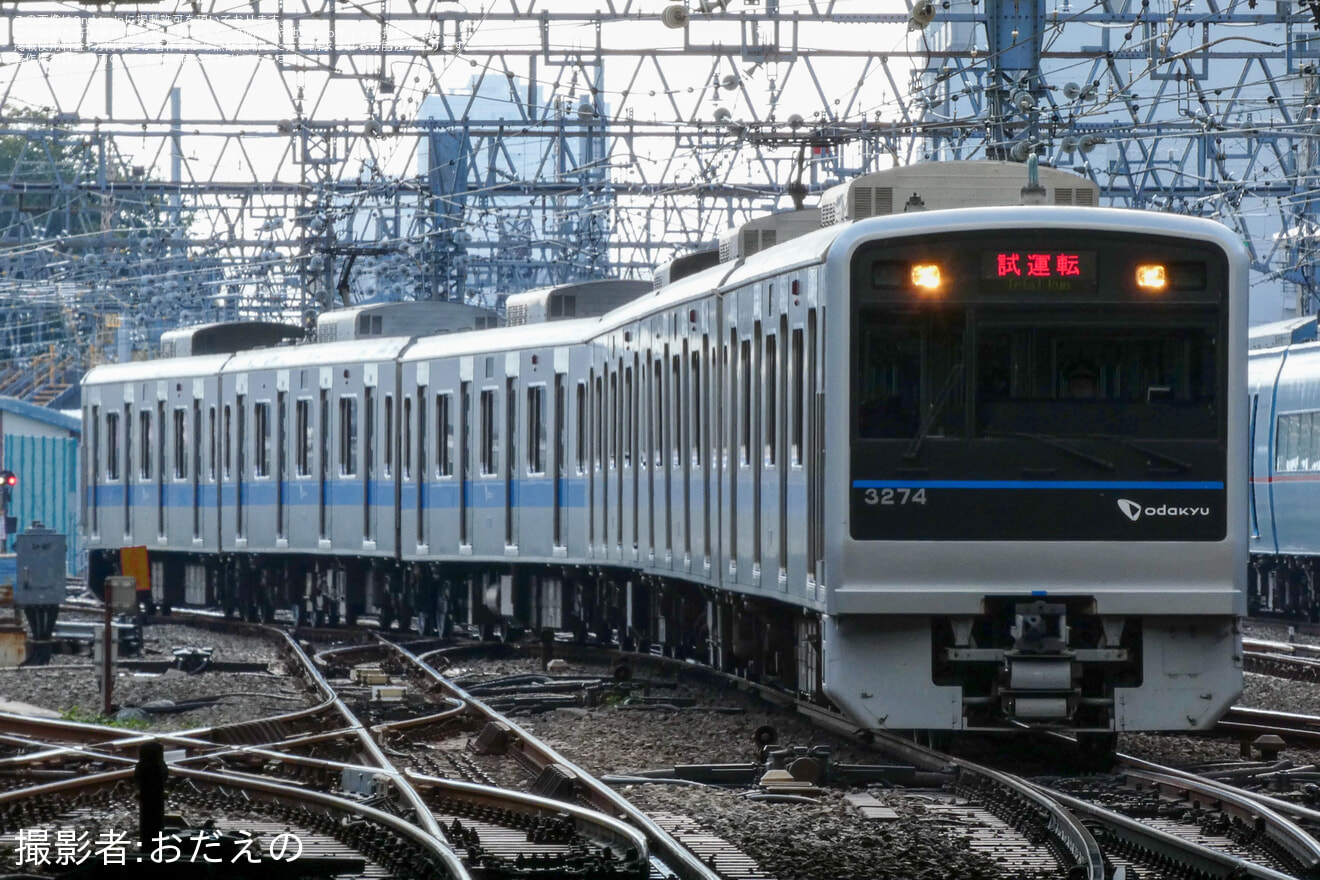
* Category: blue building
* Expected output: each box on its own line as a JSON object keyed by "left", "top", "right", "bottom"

{"left": 0, "top": 396, "right": 79, "bottom": 573}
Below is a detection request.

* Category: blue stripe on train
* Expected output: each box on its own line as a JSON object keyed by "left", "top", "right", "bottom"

{"left": 850, "top": 479, "right": 1225, "bottom": 490}
{"left": 93, "top": 477, "right": 591, "bottom": 510}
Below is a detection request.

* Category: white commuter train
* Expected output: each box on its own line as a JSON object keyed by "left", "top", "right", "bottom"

{"left": 82, "top": 162, "right": 1247, "bottom": 742}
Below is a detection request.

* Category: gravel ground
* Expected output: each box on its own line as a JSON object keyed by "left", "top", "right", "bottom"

{"left": 0, "top": 616, "right": 316, "bottom": 731}
{"left": 442, "top": 654, "right": 1051, "bottom": 880}
{"left": 13, "top": 619, "right": 1320, "bottom": 876}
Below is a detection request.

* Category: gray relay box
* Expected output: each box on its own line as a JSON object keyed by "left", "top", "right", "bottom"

{"left": 13, "top": 524, "right": 66, "bottom": 606}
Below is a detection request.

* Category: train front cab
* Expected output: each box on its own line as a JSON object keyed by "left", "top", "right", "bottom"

{"left": 823, "top": 210, "right": 1246, "bottom": 736}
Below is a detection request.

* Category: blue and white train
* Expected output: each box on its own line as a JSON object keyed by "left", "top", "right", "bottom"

{"left": 1247, "top": 318, "right": 1320, "bottom": 619}
{"left": 82, "top": 162, "right": 1247, "bottom": 740}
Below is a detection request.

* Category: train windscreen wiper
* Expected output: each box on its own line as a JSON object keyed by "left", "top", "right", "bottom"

{"left": 989, "top": 431, "right": 1115, "bottom": 472}
{"left": 904, "top": 362, "right": 964, "bottom": 460}
{"left": 1074, "top": 434, "right": 1192, "bottom": 473}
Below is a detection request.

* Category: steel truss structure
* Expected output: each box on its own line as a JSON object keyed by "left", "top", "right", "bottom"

{"left": 0, "top": 0, "right": 1311, "bottom": 367}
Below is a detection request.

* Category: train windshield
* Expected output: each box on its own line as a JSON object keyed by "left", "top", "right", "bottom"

{"left": 856, "top": 309, "right": 1220, "bottom": 444}
{"left": 849, "top": 228, "right": 1229, "bottom": 541}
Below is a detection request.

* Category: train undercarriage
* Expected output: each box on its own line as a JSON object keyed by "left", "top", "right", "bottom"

{"left": 87, "top": 549, "right": 1232, "bottom": 740}
{"left": 1249, "top": 555, "right": 1320, "bottom": 622}
{"left": 86, "top": 549, "right": 824, "bottom": 700}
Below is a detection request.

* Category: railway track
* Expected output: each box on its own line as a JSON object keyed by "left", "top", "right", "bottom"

{"left": 6, "top": 610, "right": 1320, "bottom": 877}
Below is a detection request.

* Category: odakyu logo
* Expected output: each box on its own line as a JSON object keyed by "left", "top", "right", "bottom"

{"left": 1117, "top": 498, "right": 1210, "bottom": 521}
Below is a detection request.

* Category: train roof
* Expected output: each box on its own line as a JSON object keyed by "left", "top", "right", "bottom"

{"left": 222, "top": 336, "right": 413, "bottom": 372}
{"left": 315, "top": 300, "right": 498, "bottom": 342}
{"left": 401, "top": 318, "right": 602, "bottom": 363}
{"left": 159, "top": 321, "right": 304, "bottom": 358}
{"left": 1250, "top": 315, "right": 1317, "bottom": 351}
{"left": 83, "top": 353, "right": 236, "bottom": 387}
{"left": 819, "top": 204, "right": 1250, "bottom": 264}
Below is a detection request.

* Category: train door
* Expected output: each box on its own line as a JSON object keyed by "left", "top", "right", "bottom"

{"left": 318, "top": 383, "right": 330, "bottom": 543}
{"left": 1249, "top": 393, "right": 1260, "bottom": 540}
{"left": 416, "top": 380, "right": 428, "bottom": 551}
{"left": 808, "top": 306, "right": 824, "bottom": 589}
{"left": 276, "top": 389, "right": 288, "bottom": 544}
{"left": 156, "top": 398, "right": 166, "bottom": 540}
{"left": 702, "top": 328, "right": 714, "bottom": 576}
{"left": 364, "top": 384, "right": 375, "bottom": 545}
{"left": 662, "top": 341, "right": 673, "bottom": 564}
{"left": 460, "top": 378, "right": 472, "bottom": 548}
{"left": 193, "top": 392, "right": 203, "bottom": 542}
{"left": 554, "top": 372, "right": 566, "bottom": 550}
{"left": 574, "top": 376, "right": 588, "bottom": 557}
{"left": 752, "top": 317, "right": 762, "bottom": 582}
{"left": 648, "top": 350, "right": 660, "bottom": 562}
{"left": 208, "top": 400, "right": 218, "bottom": 548}
{"left": 628, "top": 353, "right": 638, "bottom": 557}
{"left": 120, "top": 400, "right": 131, "bottom": 541}
{"left": 525, "top": 376, "right": 547, "bottom": 555}
{"left": 506, "top": 371, "right": 518, "bottom": 550}
{"left": 235, "top": 390, "right": 246, "bottom": 542}
{"left": 1249, "top": 349, "right": 1287, "bottom": 558}
{"left": 680, "top": 336, "right": 691, "bottom": 570}
{"left": 618, "top": 353, "right": 629, "bottom": 557}
{"left": 139, "top": 396, "right": 151, "bottom": 545}
{"left": 689, "top": 337, "right": 705, "bottom": 573}
{"left": 726, "top": 323, "right": 738, "bottom": 579}
{"left": 612, "top": 353, "right": 623, "bottom": 554}
{"left": 787, "top": 315, "right": 807, "bottom": 596}
{"left": 88, "top": 402, "right": 99, "bottom": 539}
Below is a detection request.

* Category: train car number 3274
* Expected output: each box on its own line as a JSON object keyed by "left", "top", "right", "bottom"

{"left": 862, "top": 488, "right": 928, "bottom": 506}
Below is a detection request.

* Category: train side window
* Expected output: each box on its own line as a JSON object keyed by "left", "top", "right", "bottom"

{"left": 385, "top": 395, "right": 395, "bottom": 478}
{"left": 90, "top": 405, "right": 100, "bottom": 534}
{"left": 740, "top": 339, "right": 751, "bottom": 466}
{"left": 340, "top": 397, "right": 358, "bottom": 476}
{"left": 609, "top": 372, "right": 618, "bottom": 469}
{"left": 209, "top": 406, "right": 217, "bottom": 481}
{"left": 1278, "top": 415, "right": 1295, "bottom": 472}
{"left": 528, "top": 385, "right": 545, "bottom": 474}
{"left": 595, "top": 374, "right": 604, "bottom": 470}
{"left": 107, "top": 411, "right": 120, "bottom": 480}
{"left": 416, "top": 391, "right": 427, "bottom": 483}
{"left": 691, "top": 351, "right": 701, "bottom": 466}
{"left": 254, "top": 403, "right": 271, "bottom": 477}
{"left": 174, "top": 407, "right": 188, "bottom": 479}
{"left": 296, "top": 400, "right": 311, "bottom": 476}
{"left": 576, "top": 382, "right": 587, "bottom": 474}
{"left": 223, "top": 405, "right": 232, "bottom": 479}
{"left": 623, "top": 367, "right": 633, "bottom": 468}
{"left": 437, "top": 393, "right": 453, "bottom": 477}
{"left": 402, "top": 395, "right": 412, "bottom": 480}
{"left": 140, "top": 410, "right": 153, "bottom": 479}
{"left": 653, "top": 359, "right": 664, "bottom": 468}
{"left": 1310, "top": 412, "right": 1320, "bottom": 472}
{"left": 480, "top": 389, "right": 496, "bottom": 475}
